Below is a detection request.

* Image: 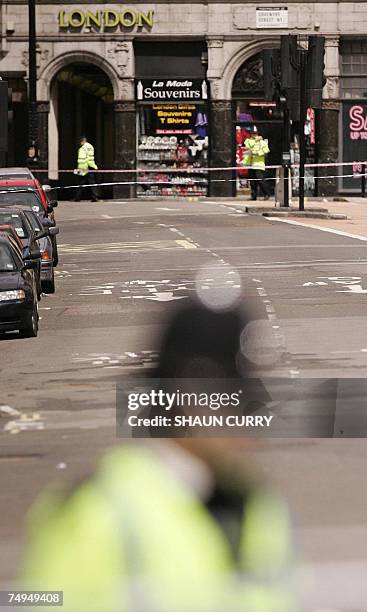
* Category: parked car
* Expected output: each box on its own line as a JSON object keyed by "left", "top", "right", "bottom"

{"left": 0, "top": 180, "right": 59, "bottom": 265}
{"left": 0, "top": 208, "right": 59, "bottom": 294}
{"left": 0, "top": 181, "right": 45, "bottom": 215}
{"left": 0, "top": 235, "right": 39, "bottom": 337}
{"left": 22, "top": 209, "right": 59, "bottom": 293}
{"left": 0, "top": 209, "right": 43, "bottom": 297}
{"left": 0, "top": 224, "right": 24, "bottom": 253}
{"left": 0, "top": 178, "right": 58, "bottom": 218}
{"left": 0, "top": 167, "right": 35, "bottom": 181}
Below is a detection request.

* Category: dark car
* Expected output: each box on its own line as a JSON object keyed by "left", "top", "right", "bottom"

{"left": 0, "top": 209, "right": 42, "bottom": 298}
{"left": 22, "top": 209, "right": 59, "bottom": 294}
{"left": 0, "top": 236, "right": 39, "bottom": 338}
{"left": 0, "top": 225, "right": 24, "bottom": 255}
{"left": 0, "top": 185, "right": 59, "bottom": 265}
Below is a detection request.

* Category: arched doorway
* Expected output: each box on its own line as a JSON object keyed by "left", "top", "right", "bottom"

{"left": 232, "top": 52, "right": 283, "bottom": 196}
{"left": 50, "top": 63, "right": 114, "bottom": 197}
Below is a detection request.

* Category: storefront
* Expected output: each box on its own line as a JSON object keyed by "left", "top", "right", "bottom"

{"left": 136, "top": 78, "right": 209, "bottom": 197}
{"left": 1, "top": 2, "right": 360, "bottom": 198}
{"left": 232, "top": 53, "right": 317, "bottom": 198}
{"left": 339, "top": 39, "right": 367, "bottom": 192}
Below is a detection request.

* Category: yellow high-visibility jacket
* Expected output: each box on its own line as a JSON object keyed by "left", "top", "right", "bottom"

{"left": 244, "top": 137, "right": 270, "bottom": 171}
{"left": 22, "top": 446, "right": 296, "bottom": 612}
{"left": 77, "top": 142, "right": 98, "bottom": 176}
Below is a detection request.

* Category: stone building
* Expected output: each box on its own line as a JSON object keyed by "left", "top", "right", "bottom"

{"left": 0, "top": 2, "right": 366, "bottom": 196}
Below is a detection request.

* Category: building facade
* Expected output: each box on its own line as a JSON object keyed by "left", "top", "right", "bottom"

{"left": 0, "top": 2, "right": 365, "bottom": 196}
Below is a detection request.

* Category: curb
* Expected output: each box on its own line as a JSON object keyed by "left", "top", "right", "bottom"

{"left": 262, "top": 211, "right": 348, "bottom": 219}
{"left": 246, "top": 206, "right": 328, "bottom": 214}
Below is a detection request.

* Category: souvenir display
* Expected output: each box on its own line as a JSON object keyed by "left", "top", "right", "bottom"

{"left": 137, "top": 104, "right": 209, "bottom": 197}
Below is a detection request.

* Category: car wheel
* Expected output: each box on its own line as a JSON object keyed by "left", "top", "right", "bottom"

{"left": 19, "top": 300, "right": 38, "bottom": 338}
{"left": 42, "top": 267, "right": 55, "bottom": 294}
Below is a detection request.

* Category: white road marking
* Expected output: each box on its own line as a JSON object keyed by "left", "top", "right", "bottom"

{"left": 156, "top": 207, "right": 182, "bottom": 211}
{"left": 3, "top": 412, "right": 45, "bottom": 434}
{"left": 0, "top": 405, "right": 22, "bottom": 418}
{"left": 301, "top": 276, "right": 367, "bottom": 295}
{"left": 338, "top": 285, "right": 367, "bottom": 294}
{"left": 145, "top": 291, "right": 186, "bottom": 302}
{"left": 265, "top": 216, "right": 367, "bottom": 242}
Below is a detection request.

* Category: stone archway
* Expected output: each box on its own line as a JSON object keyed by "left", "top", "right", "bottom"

{"left": 36, "top": 51, "right": 120, "bottom": 184}
{"left": 51, "top": 62, "right": 114, "bottom": 179}
{"left": 221, "top": 38, "right": 279, "bottom": 100}
{"left": 38, "top": 50, "right": 120, "bottom": 102}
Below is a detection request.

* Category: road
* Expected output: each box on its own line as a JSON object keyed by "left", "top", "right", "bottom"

{"left": 1, "top": 198, "right": 367, "bottom": 609}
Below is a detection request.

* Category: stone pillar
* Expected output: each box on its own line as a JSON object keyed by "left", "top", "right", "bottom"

{"left": 318, "top": 101, "right": 339, "bottom": 197}
{"left": 318, "top": 37, "right": 340, "bottom": 197}
{"left": 207, "top": 38, "right": 234, "bottom": 197}
{"left": 114, "top": 100, "right": 136, "bottom": 199}
{"left": 34, "top": 101, "right": 49, "bottom": 181}
{"left": 48, "top": 81, "right": 59, "bottom": 181}
{"left": 209, "top": 101, "right": 234, "bottom": 197}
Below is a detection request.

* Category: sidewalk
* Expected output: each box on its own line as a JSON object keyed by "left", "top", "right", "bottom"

{"left": 235, "top": 197, "right": 367, "bottom": 239}
{"left": 293, "top": 198, "right": 367, "bottom": 239}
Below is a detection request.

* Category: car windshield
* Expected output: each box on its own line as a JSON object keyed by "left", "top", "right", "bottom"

{"left": 23, "top": 211, "right": 42, "bottom": 233}
{"left": 0, "top": 243, "right": 16, "bottom": 272}
{"left": 0, "top": 174, "right": 30, "bottom": 181}
{"left": 0, "top": 191, "right": 42, "bottom": 214}
{"left": 0, "top": 212, "right": 29, "bottom": 239}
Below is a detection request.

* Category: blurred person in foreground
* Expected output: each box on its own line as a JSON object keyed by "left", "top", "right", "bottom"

{"left": 21, "top": 300, "right": 296, "bottom": 612}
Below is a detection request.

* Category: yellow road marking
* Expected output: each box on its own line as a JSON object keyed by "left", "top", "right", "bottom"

{"left": 59, "top": 240, "right": 197, "bottom": 253}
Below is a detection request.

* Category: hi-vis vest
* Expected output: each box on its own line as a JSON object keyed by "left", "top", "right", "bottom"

{"left": 77, "top": 142, "right": 97, "bottom": 175}
{"left": 22, "top": 446, "right": 295, "bottom": 612}
{"left": 244, "top": 137, "right": 270, "bottom": 171}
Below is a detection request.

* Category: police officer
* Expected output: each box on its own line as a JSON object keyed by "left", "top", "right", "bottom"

{"left": 75, "top": 136, "right": 99, "bottom": 202}
{"left": 21, "top": 302, "right": 296, "bottom": 612}
{"left": 244, "top": 128, "right": 271, "bottom": 201}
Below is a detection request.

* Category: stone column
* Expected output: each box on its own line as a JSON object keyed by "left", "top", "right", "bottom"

{"left": 114, "top": 100, "right": 136, "bottom": 199}
{"left": 35, "top": 101, "right": 49, "bottom": 180}
{"left": 48, "top": 81, "right": 58, "bottom": 181}
{"left": 209, "top": 101, "right": 234, "bottom": 197}
{"left": 207, "top": 38, "right": 234, "bottom": 197}
{"left": 318, "top": 37, "right": 340, "bottom": 197}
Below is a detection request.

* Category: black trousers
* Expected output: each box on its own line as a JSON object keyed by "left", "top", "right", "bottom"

{"left": 248, "top": 169, "right": 270, "bottom": 199}
{"left": 75, "top": 172, "right": 98, "bottom": 201}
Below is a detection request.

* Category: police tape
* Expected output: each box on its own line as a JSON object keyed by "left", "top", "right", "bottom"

{"left": 0, "top": 173, "right": 365, "bottom": 195}
{"left": 35, "top": 160, "right": 367, "bottom": 174}
{"left": 2, "top": 172, "right": 361, "bottom": 193}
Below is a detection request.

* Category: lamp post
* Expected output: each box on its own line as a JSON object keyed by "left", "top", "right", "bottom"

{"left": 27, "top": 0, "right": 38, "bottom": 163}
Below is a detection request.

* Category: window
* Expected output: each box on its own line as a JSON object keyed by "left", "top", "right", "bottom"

{"left": 0, "top": 244, "right": 16, "bottom": 272}
{"left": 340, "top": 39, "right": 367, "bottom": 99}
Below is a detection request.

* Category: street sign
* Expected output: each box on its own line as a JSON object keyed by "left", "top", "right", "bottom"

{"left": 256, "top": 7, "right": 288, "bottom": 29}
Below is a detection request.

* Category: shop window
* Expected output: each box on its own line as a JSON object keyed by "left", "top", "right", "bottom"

{"left": 232, "top": 52, "right": 316, "bottom": 197}
{"left": 136, "top": 79, "right": 209, "bottom": 197}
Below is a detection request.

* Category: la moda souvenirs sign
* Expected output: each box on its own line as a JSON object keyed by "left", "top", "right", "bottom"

{"left": 136, "top": 79, "right": 208, "bottom": 101}
{"left": 58, "top": 7, "right": 154, "bottom": 31}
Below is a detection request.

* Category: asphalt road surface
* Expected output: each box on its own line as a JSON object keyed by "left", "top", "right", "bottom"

{"left": 1, "top": 199, "right": 367, "bottom": 609}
